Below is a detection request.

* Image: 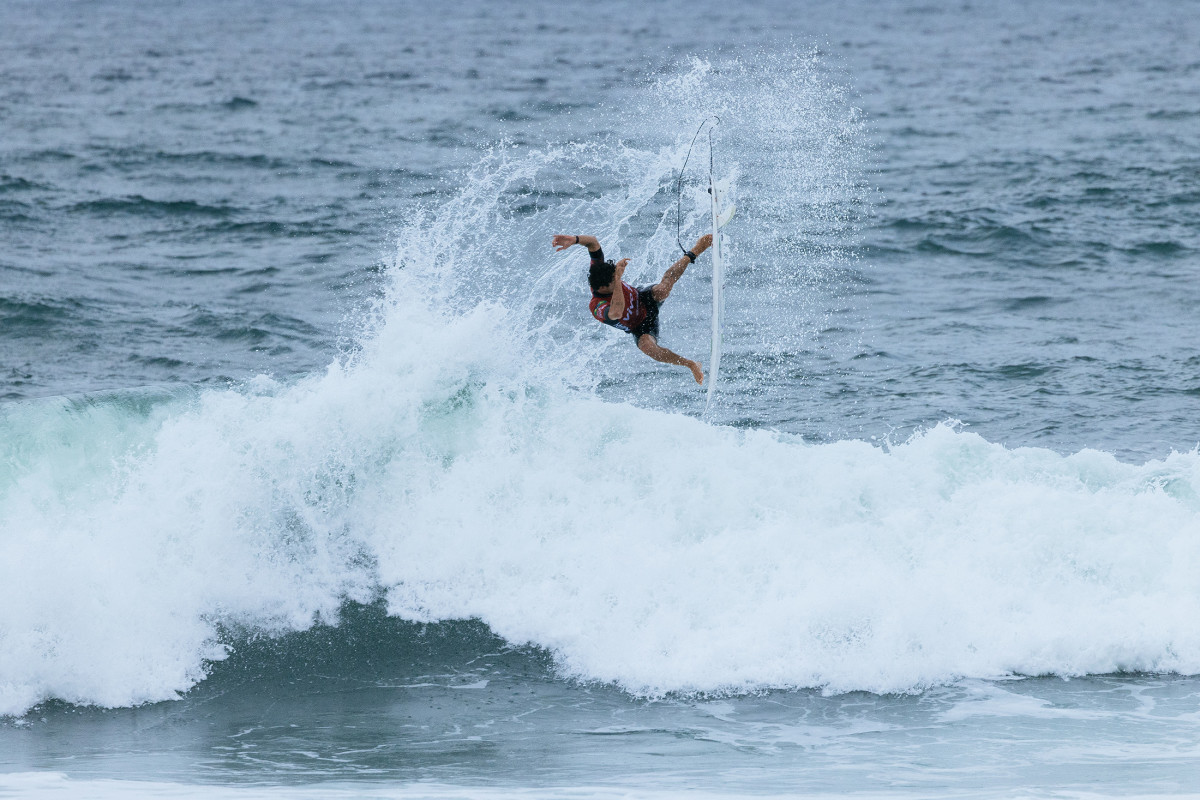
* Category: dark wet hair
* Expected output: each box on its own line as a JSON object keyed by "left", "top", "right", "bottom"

{"left": 589, "top": 260, "right": 616, "bottom": 293}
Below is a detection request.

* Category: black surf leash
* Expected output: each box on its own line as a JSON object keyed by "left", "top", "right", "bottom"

{"left": 675, "top": 115, "right": 721, "bottom": 256}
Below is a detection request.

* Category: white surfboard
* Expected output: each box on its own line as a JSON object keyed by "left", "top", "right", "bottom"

{"left": 706, "top": 173, "right": 735, "bottom": 410}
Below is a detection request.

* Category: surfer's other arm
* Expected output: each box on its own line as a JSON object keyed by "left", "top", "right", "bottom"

{"left": 603, "top": 260, "right": 629, "bottom": 320}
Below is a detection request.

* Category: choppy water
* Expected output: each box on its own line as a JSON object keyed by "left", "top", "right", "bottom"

{"left": 3, "top": 0, "right": 1200, "bottom": 797}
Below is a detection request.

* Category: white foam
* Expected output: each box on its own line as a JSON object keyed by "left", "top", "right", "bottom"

{"left": 366, "top": 385, "right": 1200, "bottom": 697}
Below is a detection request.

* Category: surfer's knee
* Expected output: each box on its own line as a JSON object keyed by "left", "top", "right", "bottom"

{"left": 638, "top": 335, "right": 675, "bottom": 363}
{"left": 651, "top": 283, "right": 670, "bottom": 302}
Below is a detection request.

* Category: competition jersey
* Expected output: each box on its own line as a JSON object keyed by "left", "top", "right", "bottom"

{"left": 587, "top": 247, "right": 647, "bottom": 333}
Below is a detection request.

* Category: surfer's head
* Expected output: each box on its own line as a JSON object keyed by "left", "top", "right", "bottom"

{"left": 589, "top": 260, "right": 617, "bottom": 295}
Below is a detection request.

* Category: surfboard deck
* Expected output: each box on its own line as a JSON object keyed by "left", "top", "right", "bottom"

{"left": 706, "top": 173, "right": 733, "bottom": 410}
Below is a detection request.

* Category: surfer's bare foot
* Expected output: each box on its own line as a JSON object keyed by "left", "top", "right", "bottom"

{"left": 687, "top": 360, "right": 703, "bottom": 384}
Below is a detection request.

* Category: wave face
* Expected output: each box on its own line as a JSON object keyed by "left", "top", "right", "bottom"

{"left": 3, "top": 58, "right": 1200, "bottom": 718}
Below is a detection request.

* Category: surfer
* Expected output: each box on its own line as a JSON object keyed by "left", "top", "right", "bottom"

{"left": 552, "top": 233, "right": 712, "bottom": 384}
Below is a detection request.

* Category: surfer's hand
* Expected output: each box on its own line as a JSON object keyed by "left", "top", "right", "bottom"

{"left": 551, "top": 234, "right": 577, "bottom": 252}
{"left": 615, "top": 258, "right": 629, "bottom": 278}
{"left": 693, "top": 234, "right": 713, "bottom": 253}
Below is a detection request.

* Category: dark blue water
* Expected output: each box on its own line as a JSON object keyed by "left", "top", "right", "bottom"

{"left": 4, "top": 1, "right": 1200, "bottom": 797}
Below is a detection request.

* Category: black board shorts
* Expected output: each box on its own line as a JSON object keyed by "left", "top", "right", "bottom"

{"left": 631, "top": 287, "right": 661, "bottom": 340}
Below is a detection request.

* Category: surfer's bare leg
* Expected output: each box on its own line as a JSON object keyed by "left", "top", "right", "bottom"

{"left": 638, "top": 334, "right": 703, "bottom": 384}
{"left": 651, "top": 234, "right": 712, "bottom": 301}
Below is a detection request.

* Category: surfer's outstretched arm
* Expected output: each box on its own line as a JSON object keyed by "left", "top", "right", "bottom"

{"left": 652, "top": 234, "right": 712, "bottom": 302}
{"left": 637, "top": 334, "right": 703, "bottom": 385}
{"left": 551, "top": 234, "right": 600, "bottom": 253}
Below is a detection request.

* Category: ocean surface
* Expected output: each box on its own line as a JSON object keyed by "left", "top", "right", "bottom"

{"left": 3, "top": 0, "right": 1200, "bottom": 797}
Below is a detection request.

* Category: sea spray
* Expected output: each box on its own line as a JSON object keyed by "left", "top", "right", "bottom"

{"left": 381, "top": 55, "right": 870, "bottom": 411}
{"left": 623, "top": 53, "right": 872, "bottom": 375}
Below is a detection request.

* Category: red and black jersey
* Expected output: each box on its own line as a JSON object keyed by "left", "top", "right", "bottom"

{"left": 590, "top": 282, "right": 647, "bottom": 333}
{"left": 587, "top": 246, "right": 648, "bottom": 334}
